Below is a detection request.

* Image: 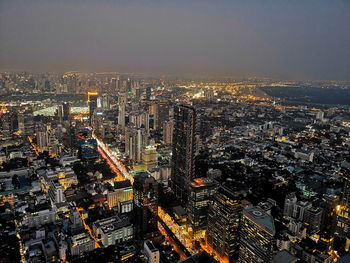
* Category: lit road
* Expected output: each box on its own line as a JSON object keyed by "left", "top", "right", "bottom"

{"left": 92, "top": 132, "right": 134, "bottom": 184}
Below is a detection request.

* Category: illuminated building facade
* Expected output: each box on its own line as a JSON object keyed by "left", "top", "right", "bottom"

{"left": 206, "top": 186, "right": 242, "bottom": 262}
{"left": 107, "top": 180, "right": 133, "bottom": 213}
{"left": 239, "top": 207, "right": 275, "bottom": 263}
{"left": 141, "top": 146, "right": 158, "bottom": 169}
{"left": 187, "top": 178, "right": 218, "bottom": 240}
{"left": 93, "top": 215, "right": 134, "bottom": 247}
{"left": 69, "top": 232, "right": 95, "bottom": 256}
{"left": 170, "top": 105, "right": 197, "bottom": 205}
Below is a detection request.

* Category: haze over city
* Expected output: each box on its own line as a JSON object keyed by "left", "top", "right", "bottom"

{"left": 1, "top": 0, "right": 350, "bottom": 80}
{"left": 1, "top": 1, "right": 350, "bottom": 263}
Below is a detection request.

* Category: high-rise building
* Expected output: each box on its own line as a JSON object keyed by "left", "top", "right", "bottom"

{"left": 158, "top": 100, "right": 170, "bottom": 129}
{"left": 146, "top": 86, "right": 152, "bottom": 100}
{"left": 37, "top": 131, "right": 49, "bottom": 152}
{"left": 239, "top": 207, "right": 276, "bottom": 263}
{"left": 45, "top": 79, "right": 51, "bottom": 92}
{"left": 163, "top": 119, "right": 174, "bottom": 145}
{"left": 118, "top": 94, "right": 126, "bottom": 130}
{"left": 88, "top": 92, "right": 98, "bottom": 126}
{"left": 206, "top": 186, "right": 243, "bottom": 263}
{"left": 170, "top": 105, "right": 197, "bottom": 204}
{"left": 62, "top": 102, "right": 70, "bottom": 121}
{"left": 133, "top": 172, "right": 158, "bottom": 234}
{"left": 187, "top": 178, "right": 218, "bottom": 240}
{"left": 125, "top": 126, "right": 146, "bottom": 164}
{"left": 141, "top": 146, "right": 158, "bottom": 169}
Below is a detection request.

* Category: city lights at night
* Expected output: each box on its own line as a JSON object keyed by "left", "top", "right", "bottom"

{"left": 0, "top": 0, "right": 350, "bottom": 263}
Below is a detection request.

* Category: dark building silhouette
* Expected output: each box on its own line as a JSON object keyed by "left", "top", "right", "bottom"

{"left": 133, "top": 172, "right": 159, "bottom": 234}
{"left": 88, "top": 92, "right": 98, "bottom": 126}
{"left": 170, "top": 105, "right": 197, "bottom": 205}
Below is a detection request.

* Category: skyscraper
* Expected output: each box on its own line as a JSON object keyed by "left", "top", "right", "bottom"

{"left": 133, "top": 172, "right": 159, "bottom": 234}
{"left": 118, "top": 94, "right": 126, "bottom": 130}
{"left": 62, "top": 102, "right": 70, "bottom": 121}
{"left": 206, "top": 186, "right": 243, "bottom": 263}
{"left": 88, "top": 92, "right": 98, "bottom": 126}
{"left": 239, "top": 207, "right": 275, "bottom": 263}
{"left": 146, "top": 86, "right": 152, "bottom": 100}
{"left": 170, "top": 105, "right": 197, "bottom": 205}
{"left": 187, "top": 178, "right": 218, "bottom": 240}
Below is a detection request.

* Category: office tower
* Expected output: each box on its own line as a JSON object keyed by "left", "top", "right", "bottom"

{"left": 133, "top": 172, "right": 158, "bottom": 234}
{"left": 239, "top": 207, "right": 276, "bottom": 263}
{"left": 62, "top": 102, "right": 70, "bottom": 121}
{"left": 45, "top": 79, "right": 51, "bottom": 92}
{"left": 163, "top": 119, "right": 174, "bottom": 146}
{"left": 158, "top": 100, "right": 170, "bottom": 129}
{"left": 146, "top": 86, "right": 152, "bottom": 100}
{"left": 141, "top": 146, "right": 158, "bottom": 169}
{"left": 107, "top": 180, "right": 133, "bottom": 213}
{"left": 111, "top": 78, "right": 117, "bottom": 92}
{"left": 88, "top": 92, "right": 98, "bottom": 126}
{"left": 319, "top": 196, "right": 338, "bottom": 250}
{"left": 206, "top": 186, "right": 243, "bottom": 263}
{"left": 135, "top": 87, "right": 141, "bottom": 100}
{"left": 118, "top": 94, "right": 126, "bottom": 130}
{"left": 117, "top": 77, "right": 121, "bottom": 91}
{"left": 67, "top": 73, "right": 77, "bottom": 94}
{"left": 144, "top": 240, "right": 160, "bottom": 263}
{"left": 102, "top": 94, "right": 110, "bottom": 110}
{"left": 126, "top": 78, "right": 132, "bottom": 94}
{"left": 125, "top": 126, "right": 146, "bottom": 164}
{"left": 37, "top": 131, "right": 49, "bottom": 152}
{"left": 303, "top": 207, "right": 323, "bottom": 233}
{"left": 187, "top": 178, "right": 218, "bottom": 240}
{"left": 170, "top": 105, "right": 197, "bottom": 204}
{"left": 57, "top": 104, "right": 63, "bottom": 123}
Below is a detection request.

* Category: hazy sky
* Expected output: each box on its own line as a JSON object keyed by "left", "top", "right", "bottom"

{"left": 1, "top": 0, "right": 350, "bottom": 80}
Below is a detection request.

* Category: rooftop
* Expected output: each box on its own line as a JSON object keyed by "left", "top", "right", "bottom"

{"left": 244, "top": 207, "right": 276, "bottom": 235}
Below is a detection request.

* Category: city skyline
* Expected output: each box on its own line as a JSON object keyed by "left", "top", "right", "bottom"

{"left": 1, "top": 0, "right": 350, "bottom": 80}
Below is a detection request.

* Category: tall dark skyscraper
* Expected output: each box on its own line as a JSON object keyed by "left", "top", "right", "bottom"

{"left": 170, "top": 105, "right": 197, "bottom": 204}
{"left": 146, "top": 86, "right": 152, "bottom": 100}
{"left": 88, "top": 92, "right": 98, "bottom": 126}
{"left": 62, "top": 102, "right": 70, "bottom": 121}
{"left": 206, "top": 186, "right": 242, "bottom": 263}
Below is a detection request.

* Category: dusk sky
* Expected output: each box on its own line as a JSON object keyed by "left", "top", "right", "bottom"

{"left": 1, "top": 0, "right": 350, "bottom": 80}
